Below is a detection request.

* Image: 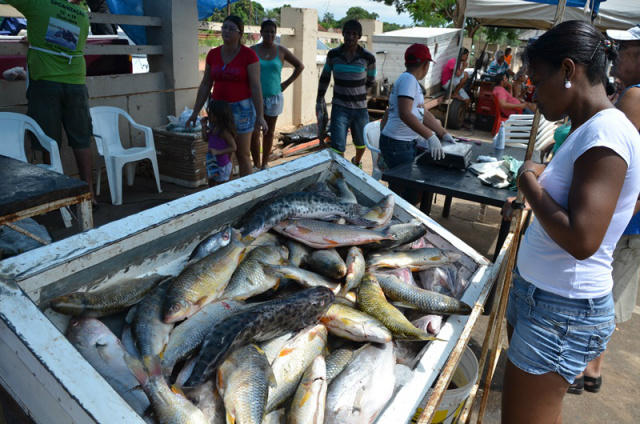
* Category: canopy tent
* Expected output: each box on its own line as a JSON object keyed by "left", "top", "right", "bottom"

{"left": 466, "top": 0, "right": 638, "bottom": 31}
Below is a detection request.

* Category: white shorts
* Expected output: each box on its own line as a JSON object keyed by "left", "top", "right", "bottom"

{"left": 264, "top": 92, "right": 284, "bottom": 117}
{"left": 443, "top": 76, "right": 469, "bottom": 100}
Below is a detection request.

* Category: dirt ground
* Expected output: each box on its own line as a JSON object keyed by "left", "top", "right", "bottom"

{"left": 2, "top": 123, "right": 639, "bottom": 424}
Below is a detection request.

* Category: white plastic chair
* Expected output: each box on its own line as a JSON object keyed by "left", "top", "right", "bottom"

{"left": 503, "top": 114, "right": 558, "bottom": 153}
{"left": 363, "top": 121, "right": 384, "bottom": 180}
{"left": 0, "top": 112, "right": 73, "bottom": 227}
{"left": 90, "top": 106, "right": 162, "bottom": 205}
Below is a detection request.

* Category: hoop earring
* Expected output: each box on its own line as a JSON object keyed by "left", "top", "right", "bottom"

{"left": 565, "top": 79, "right": 572, "bottom": 89}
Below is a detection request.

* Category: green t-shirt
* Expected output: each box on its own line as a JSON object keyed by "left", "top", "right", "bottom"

{"left": 4, "top": 0, "right": 88, "bottom": 84}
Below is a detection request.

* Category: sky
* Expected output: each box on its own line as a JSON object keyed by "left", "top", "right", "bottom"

{"left": 257, "top": 0, "right": 414, "bottom": 26}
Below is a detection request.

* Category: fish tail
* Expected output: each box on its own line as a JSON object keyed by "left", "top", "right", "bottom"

{"left": 123, "top": 353, "right": 149, "bottom": 387}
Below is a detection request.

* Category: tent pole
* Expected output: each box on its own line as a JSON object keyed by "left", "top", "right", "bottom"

{"left": 553, "top": 0, "right": 568, "bottom": 27}
{"left": 444, "top": 10, "right": 468, "bottom": 130}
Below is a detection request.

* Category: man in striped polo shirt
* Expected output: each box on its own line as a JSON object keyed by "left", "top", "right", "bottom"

{"left": 317, "top": 19, "right": 376, "bottom": 168}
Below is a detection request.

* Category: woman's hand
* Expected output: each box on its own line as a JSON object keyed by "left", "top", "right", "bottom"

{"left": 501, "top": 196, "right": 530, "bottom": 221}
{"left": 185, "top": 112, "right": 199, "bottom": 130}
{"left": 256, "top": 115, "right": 268, "bottom": 134}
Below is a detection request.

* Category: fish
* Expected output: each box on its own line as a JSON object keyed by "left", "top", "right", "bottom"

{"left": 266, "top": 265, "right": 341, "bottom": 293}
{"left": 327, "top": 170, "right": 358, "bottom": 205}
{"left": 374, "top": 272, "right": 472, "bottom": 315}
{"left": 307, "top": 249, "right": 347, "bottom": 280}
{"left": 187, "top": 227, "right": 233, "bottom": 264}
{"left": 359, "top": 219, "right": 427, "bottom": 251}
{"left": 163, "top": 229, "right": 246, "bottom": 323}
{"left": 366, "top": 247, "right": 461, "bottom": 271}
{"left": 266, "top": 325, "right": 328, "bottom": 413}
{"left": 356, "top": 273, "right": 441, "bottom": 341}
{"left": 324, "top": 342, "right": 396, "bottom": 424}
{"left": 273, "top": 219, "right": 395, "bottom": 249}
{"left": 359, "top": 195, "right": 395, "bottom": 229}
{"left": 341, "top": 246, "right": 365, "bottom": 295}
{"left": 162, "top": 299, "right": 246, "bottom": 377}
{"left": 125, "top": 355, "right": 208, "bottom": 424}
{"left": 320, "top": 303, "right": 392, "bottom": 343}
{"left": 182, "top": 380, "right": 226, "bottom": 424}
{"left": 287, "top": 355, "right": 327, "bottom": 424}
{"left": 182, "top": 286, "right": 334, "bottom": 389}
{"left": 238, "top": 192, "right": 381, "bottom": 240}
{"left": 49, "top": 274, "right": 164, "bottom": 318}
{"left": 325, "top": 348, "right": 355, "bottom": 386}
{"left": 222, "top": 245, "right": 289, "bottom": 300}
{"left": 65, "top": 318, "right": 150, "bottom": 416}
{"left": 412, "top": 315, "right": 443, "bottom": 335}
{"left": 260, "top": 332, "right": 295, "bottom": 365}
{"left": 246, "top": 232, "right": 283, "bottom": 253}
{"left": 284, "top": 238, "right": 311, "bottom": 267}
{"left": 264, "top": 410, "right": 286, "bottom": 424}
{"left": 216, "top": 344, "right": 275, "bottom": 424}
{"left": 303, "top": 181, "right": 338, "bottom": 201}
{"left": 316, "top": 98, "right": 328, "bottom": 147}
{"left": 128, "top": 278, "right": 175, "bottom": 360}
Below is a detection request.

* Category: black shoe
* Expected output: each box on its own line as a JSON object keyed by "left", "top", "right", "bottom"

{"left": 567, "top": 376, "right": 584, "bottom": 395}
{"left": 584, "top": 375, "right": 602, "bottom": 393}
{"left": 351, "top": 157, "right": 363, "bottom": 169}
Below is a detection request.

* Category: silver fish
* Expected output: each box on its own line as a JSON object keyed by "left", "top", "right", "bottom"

{"left": 266, "top": 265, "right": 341, "bottom": 293}
{"left": 162, "top": 299, "right": 246, "bottom": 377}
{"left": 188, "top": 227, "right": 233, "bottom": 264}
{"left": 287, "top": 355, "right": 327, "bottom": 424}
{"left": 325, "top": 348, "right": 355, "bottom": 386}
{"left": 182, "top": 287, "right": 334, "bottom": 388}
{"left": 239, "top": 192, "right": 380, "bottom": 240}
{"left": 266, "top": 325, "right": 328, "bottom": 413}
{"left": 125, "top": 355, "right": 208, "bottom": 424}
{"left": 324, "top": 342, "right": 396, "bottom": 424}
{"left": 327, "top": 170, "right": 358, "bottom": 205}
{"left": 217, "top": 344, "right": 275, "bottom": 424}
{"left": 360, "top": 219, "right": 427, "bottom": 251}
{"left": 284, "top": 238, "right": 311, "bottom": 267}
{"left": 366, "top": 247, "right": 461, "bottom": 271}
{"left": 223, "top": 245, "right": 289, "bottom": 300}
{"left": 320, "top": 303, "right": 392, "bottom": 343}
{"left": 341, "top": 246, "right": 365, "bottom": 295}
{"left": 183, "top": 380, "right": 226, "bottom": 424}
{"left": 65, "top": 318, "right": 150, "bottom": 416}
{"left": 128, "top": 278, "right": 175, "bottom": 360}
{"left": 375, "top": 272, "right": 472, "bottom": 315}
{"left": 260, "top": 332, "right": 295, "bottom": 365}
{"left": 307, "top": 249, "right": 347, "bottom": 280}
{"left": 273, "top": 219, "right": 394, "bottom": 249}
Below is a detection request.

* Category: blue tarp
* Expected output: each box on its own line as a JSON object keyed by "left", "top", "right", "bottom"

{"left": 523, "top": 0, "right": 604, "bottom": 14}
{"left": 105, "top": 0, "right": 240, "bottom": 45}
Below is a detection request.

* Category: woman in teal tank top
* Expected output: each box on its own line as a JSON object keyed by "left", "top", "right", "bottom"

{"left": 250, "top": 19, "right": 304, "bottom": 170}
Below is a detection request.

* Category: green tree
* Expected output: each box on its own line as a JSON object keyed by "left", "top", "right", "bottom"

{"left": 339, "top": 6, "right": 379, "bottom": 26}
{"left": 321, "top": 12, "right": 337, "bottom": 29}
{"left": 208, "top": 0, "right": 268, "bottom": 25}
{"left": 383, "top": 22, "right": 407, "bottom": 32}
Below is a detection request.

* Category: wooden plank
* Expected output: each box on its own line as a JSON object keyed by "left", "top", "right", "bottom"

{"left": 198, "top": 21, "right": 295, "bottom": 35}
{"left": 0, "top": 43, "right": 163, "bottom": 56}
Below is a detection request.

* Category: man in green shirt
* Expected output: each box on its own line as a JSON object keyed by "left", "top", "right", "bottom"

{"left": 3, "top": 0, "right": 96, "bottom": 206}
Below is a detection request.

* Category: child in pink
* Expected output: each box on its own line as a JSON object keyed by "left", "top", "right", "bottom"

{"left": 201, "top": 100, "right": 237, "bottom": 187}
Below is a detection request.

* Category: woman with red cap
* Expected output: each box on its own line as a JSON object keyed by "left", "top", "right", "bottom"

{"left": 380, "top": 43, "right": 455, "bottom": 202}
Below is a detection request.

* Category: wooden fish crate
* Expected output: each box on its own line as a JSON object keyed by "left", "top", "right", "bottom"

{"left": 0, "top": 150, "right": 500, "bottom": 424}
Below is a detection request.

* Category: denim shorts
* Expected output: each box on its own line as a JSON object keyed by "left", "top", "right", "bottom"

{"left": 27, "top": 79, "right": 92, "bottom": 150}
{"left": 229, "top": 97, "right": 256, "bottom": 134}
{"left": 506, "top": 269, "right": 615, "bottom": 383}
{"left": 264, "top": 92, "right": 284, "bottom": 117}
{"left": 329, "top": 104, "right": 368, "bottom": 153}
{"left": 379, "top": 133, "right": 417, "bottom": 170}
{"left": 205, "top": 152, "right": 232, "bottom": 183}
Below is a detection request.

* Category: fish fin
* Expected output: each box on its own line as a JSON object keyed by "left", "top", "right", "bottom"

{"left": 430, "top": 256, "right": 444, "bottom": 261}
{"left": 124, "top": 305, "right": 137, "bottom": 325}
{"left": 278, "top": 347, "right": 295, "bottom": 357}
{"left": 123, "top": 353, "right": 148, "bottom": 387}
{"left": 226, "top": 411, "right": 236, "bottom": 424}
{"left": 391, "top": 301, "right": 418, "bottom": 310}
{"left": 266, "top": 363, "right": 278, "bottom": 389}
{"left": 241, "top": 234, "right": 256, "bottom": 245}
{"left": 216, "top": 369, "right": 225, "bottom": 392}
{"left": 298, "top": 227, "right": 313, "bottom": 235}
{"left": 420, "top": 334, "right": 447, "bottom": 342}
{"left": 194, "top": 296, "right": 209, "bottom": 308}
{"left": 170, "top": 384, "right": 187, "bottom": 397}
{"left": 299, "top": 390, "right": 312, "bottom": 407}
{"left": 322, "top": 238, "right": 340, "bottom": 246}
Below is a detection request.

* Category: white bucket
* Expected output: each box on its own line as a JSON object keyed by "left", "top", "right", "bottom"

{"left": 430, "top": 346, "right": 479, "bottom": 424}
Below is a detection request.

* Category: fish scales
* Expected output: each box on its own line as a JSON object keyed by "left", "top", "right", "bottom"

{"left": 273, "top": 219, "right": 394, "bottom": 250}
{"left": 182, "top": 287, "right": 334, "bottom": 388}
{"left": 375, "top": 272, "right": 472, "bottom": 315}
{"left": 130, "top": 278, "right": 175, "bottom": 360}
{"left": 366, "top": 247, "right": 461, "bottom": 271}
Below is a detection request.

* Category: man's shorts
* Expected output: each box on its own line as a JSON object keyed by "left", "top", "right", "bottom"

{"left": 611, "top": 234, "right": 640, "bottom": 324}
{"left": 506, "top": 269, "right": 615, "bottom": 384}
{"left": 229, "top": 97, "right": 256, "bottom": 134}
{"left": 206, "top": 151, "right": 232, "bottom": 183}
{"left": 264, "top": 92, "right": 284, "bottom": 117}
{"left": 329, "top": 104, "right": 368, "bottom": 154}
{"left": 443, "top": 76, "right": 470, "bottom": 100}
{"left": 27, "top": 79, "right": 92, "bottom": 150}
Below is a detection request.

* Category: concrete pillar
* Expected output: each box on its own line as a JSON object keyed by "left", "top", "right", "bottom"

{"left": 360, "top": 20, "right": 383, "bottom": 53}
{"left": 143, "top": 0, "right": 200, "bottom": 117}
{"left": 281, "top": 7, "right": 318, "bottom": 126}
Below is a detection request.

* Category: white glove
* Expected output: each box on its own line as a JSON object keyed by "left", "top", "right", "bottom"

{"left": 427, "top": 134, "right": 445, "bottom": 160}
{"left": 442, "top": 133, "right": 456, "bottom": 144}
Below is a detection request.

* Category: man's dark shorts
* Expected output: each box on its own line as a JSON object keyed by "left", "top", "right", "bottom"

{"left": 27, "top": 79, "right": 93, "bottom": 150}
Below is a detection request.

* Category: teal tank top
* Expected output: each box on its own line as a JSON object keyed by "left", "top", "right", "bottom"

{"left": 259, "top": 48, "right": 283, "bottom": 98}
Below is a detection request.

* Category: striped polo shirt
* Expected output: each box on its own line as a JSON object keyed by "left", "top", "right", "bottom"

{"left": 317, "top": 44, "right": 376, "bottom": 109}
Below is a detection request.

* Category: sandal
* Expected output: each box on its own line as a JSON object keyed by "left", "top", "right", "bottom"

{"left": 584, "top": 375, "right": 602, "bottom": 393}
{"left": 567, "top": 376, "right": 584, "bottom": 395}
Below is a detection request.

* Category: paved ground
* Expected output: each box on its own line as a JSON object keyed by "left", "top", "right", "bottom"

{"left": 3, "top": 123, "right": 639, "bottom": 424}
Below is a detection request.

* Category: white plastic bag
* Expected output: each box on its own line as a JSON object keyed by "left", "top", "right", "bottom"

{"left": 2, "top": 66, "right": 27, "bottom": 81}
{"left": 166, "top": 106, "right": 200, "bottom": 132}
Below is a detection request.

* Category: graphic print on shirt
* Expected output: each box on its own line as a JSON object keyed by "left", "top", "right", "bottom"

{"left": 45, "top": 17, "right": 80, "bottom": 51}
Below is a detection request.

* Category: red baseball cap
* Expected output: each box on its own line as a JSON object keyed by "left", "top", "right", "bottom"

{"left": 405, "top": 43, "right": 434, "bottom": 64}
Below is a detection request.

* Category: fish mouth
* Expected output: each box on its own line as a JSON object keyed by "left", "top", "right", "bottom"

{"left": 163, "top": 301, "right": 190, "bottom": 323}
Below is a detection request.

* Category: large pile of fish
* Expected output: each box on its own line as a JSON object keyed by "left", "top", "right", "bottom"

{"left": 51, "top": 171, "right": 473, "bottom": 424}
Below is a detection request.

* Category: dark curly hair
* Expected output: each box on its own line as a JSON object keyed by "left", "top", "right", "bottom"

{"left": 524, "top": 20, "right": 618, "bottom": 87}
